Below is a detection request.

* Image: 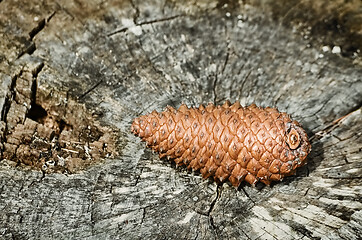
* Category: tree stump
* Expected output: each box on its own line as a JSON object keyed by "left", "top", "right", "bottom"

{"left": 0, "top": 0, "right": 361, "bottom": 239}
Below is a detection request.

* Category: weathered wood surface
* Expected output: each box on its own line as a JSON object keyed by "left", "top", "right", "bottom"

{"left": 1, "top": 0, "right": 361, "bottom": 239}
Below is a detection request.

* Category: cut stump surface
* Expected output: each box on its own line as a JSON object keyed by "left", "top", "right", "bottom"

{"left": 0, "top": 0, "right": 361, "bottom": 239}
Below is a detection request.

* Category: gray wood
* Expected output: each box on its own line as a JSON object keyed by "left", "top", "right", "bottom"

{"left": 1, "top": 0, "right": 361, "bottom": 239}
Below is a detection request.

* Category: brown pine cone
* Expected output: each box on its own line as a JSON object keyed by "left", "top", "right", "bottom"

{"left": 131, "top": 101, "right": 311, "bottom": 186}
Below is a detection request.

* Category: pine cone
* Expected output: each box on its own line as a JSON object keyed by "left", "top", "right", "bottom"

{"left": 131, "top": 101, "right": 311, "bottom": 186}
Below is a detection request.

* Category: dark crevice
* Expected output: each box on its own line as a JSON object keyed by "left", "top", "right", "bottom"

{"left": 107, "top": 27, "right": 128, "bottom": 37}
{"left": 18, "top": 13, "right": 52, "bottom": 59}
{"left": 17, "top": 42, "right": 36, "bottom": 59}
{"left": 221, "top": 52, "right": 229, "bottom": 74}
{"left": 208, "top": 185, "right": 222, "bottom": 216}
{"left": 29, "top": 19, "right": 46, "bottom": 40}
{"left": 1, "top": 70, "right": 20, "bottom": 122}
{"left": 213, "top": 74, "right": 218, "bottom": 104}
{"left": 27, "top": 63, "right": 47, "bottom": 123}
{"left": 32, "top": 62, "right": 45, "bottom": 79}
{"left": 40, "top": 170, "right": 46, "bottom": 181}
{"left": 303, "top": 188, "right": 310, "bottom": 196}
{"left": 0, "top": 71, "right": 21, "bottom": 159}
{"left": 140, "top": 206, "right": 147, "bottom": 225}
{"left": 345, "top": 101, "right": 362, "bottom": 116}
{"left": 213, "top": 51, "right": 230, "bottom": 104}
{"left": 208, "top": 184, "right": 223, "bottom": 236}
{"left": 30, "top": 77, "right": 37, "bottom": 107}
{"left": 1, "top": 76, "right": 15, "bottom": 122}
{"left": 29, "top": 62, "right": 44, "bottom": 104}
{"left": 47, "top": 11, "right": 56, "bottom": 22}
{"left": 309, "top": 102, "right": 362, "bottom": 143}
{"left": 107, "top": 15, "right": 183, "bottom": 37}
{"left": 332, "top": 134, "right": 343, "bottom": 142}
{"left": 134, "top": 166, "right": 144, "bottom": 186}
{"left": 137, "top": 14, "right": 183, "bottom": 26}
{"left": 78, "top": 80, "right": 103, "bottom": 99}
{"left": 27, "top": 103, "right": 47, "bottom": 124}
{"left": 129, "top": 0, "right": 140, "bottom": 25}
{"left": 194, "top": 184, "right": 223, "bottom": 235}
{"left": 238, "top": 70, "right": 251, "bottom": 100}
{"left": 209, "top": 215, "right": 217, "bottom": 236}
{"left": 58, "top": 119, "right": 72, "bottom": 134}
{"left": 239, "top": 185, "right": 255, "bottom": 204}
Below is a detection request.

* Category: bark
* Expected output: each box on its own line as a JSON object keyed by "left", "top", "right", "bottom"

{"left": 0, "top": 0, "right": 361, "bottom": 239}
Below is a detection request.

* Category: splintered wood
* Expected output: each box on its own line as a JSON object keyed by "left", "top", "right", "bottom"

{"left": 0, "top": 64, "right": 118, "bottom": 173}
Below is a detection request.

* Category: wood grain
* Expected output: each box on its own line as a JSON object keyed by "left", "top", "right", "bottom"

{"left": 0, "top": 0, "right": 361, "bottom": 239}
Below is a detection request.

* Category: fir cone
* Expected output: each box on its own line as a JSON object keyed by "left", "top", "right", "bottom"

{"left": 131, "top": 101, "right": 311, "bottom": 186}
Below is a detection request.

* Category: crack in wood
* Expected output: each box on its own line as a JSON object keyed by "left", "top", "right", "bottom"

{"left": 140, "top": 206, "right": 148, "bottom": 225}
{"left": 129, "top": 0, "right": 140, "bottom": 25}
{"left": 107, "top": 14, "right": 183, "bottom": 37}
{"left": 29, "top": 19, "right": 46, "bottom": 41}
{"left": 16, "top": 11, "right": 56, "bottom": 59}
{"left": 239, "top": 185, "right": 256, "bottom": 205}
{"left": 47, "top": 11, "right": 56, "bottom": 22}
{"left": 137, "top": 14, "right": 183, "bottom": 26}
{"left": 0, "top": 70, "right": 23, "bottom": 161}
{"left": 1, "top": 64, "right": 119, "bottom": 174}
{"left": 78, "top": 80, "right": 103, "bottom": 99}
{"left": 17, "top": 43, "right": 36, "bottom": 59}
{"left": 310, "top": 103, "right": 362, "bottom": 143}
{"left": 213, "top": 50, "right": 230, "bottom": 104}
{"left": 207, "top": 184, "right": 223, "bottom": 237}
{"left": 1, "top": 0, "right": 361, "bottom": 238}
{"left": 1, "top": 71, "right": 20, "bottom": 122}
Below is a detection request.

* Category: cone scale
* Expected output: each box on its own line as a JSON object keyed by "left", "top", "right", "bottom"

{"left": 131, "top": 101, "right": 311, "bottom": 187}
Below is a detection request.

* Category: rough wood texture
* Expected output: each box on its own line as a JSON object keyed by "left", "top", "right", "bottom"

{"left": 0, "top": 0, "right": 361, "bottom": 239}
